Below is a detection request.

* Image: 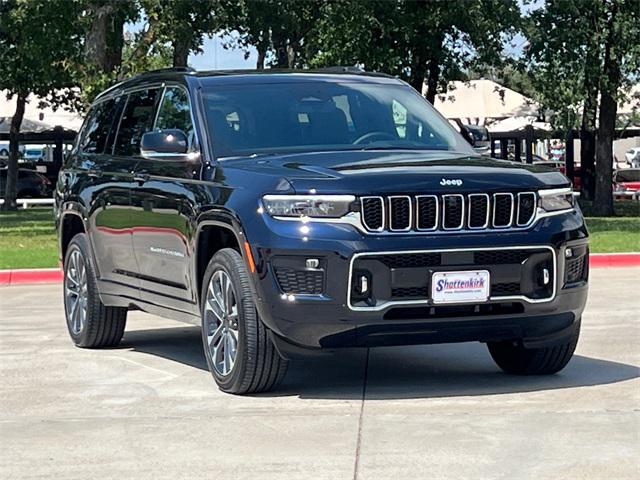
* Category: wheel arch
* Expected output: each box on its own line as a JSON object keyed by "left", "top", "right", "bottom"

{"left": 59, "top": 208, "right": 88, "bottom": 264}
{"left": 194, "top": 214, "right": 254, "bottom": 305}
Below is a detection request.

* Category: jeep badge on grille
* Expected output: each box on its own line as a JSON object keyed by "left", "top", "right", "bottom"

{"left": 440, "top": 178, "right": 463, "bottom": 186}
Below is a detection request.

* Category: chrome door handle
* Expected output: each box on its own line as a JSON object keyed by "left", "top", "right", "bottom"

{"left": 133, "top": 174, "right": 149, "bottom": 184}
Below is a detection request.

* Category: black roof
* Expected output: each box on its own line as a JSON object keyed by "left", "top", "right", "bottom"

{"left": 95, "top": 66, "right": 399, "bottom": 102}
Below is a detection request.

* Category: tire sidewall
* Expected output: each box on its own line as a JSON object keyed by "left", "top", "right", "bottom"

{"left": 200, "top": 249, "right": 252, "bottom": 391}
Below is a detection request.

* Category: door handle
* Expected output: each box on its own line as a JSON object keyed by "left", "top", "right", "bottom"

{"left": 133, "top": 173, "right": 150, "bottom": 184}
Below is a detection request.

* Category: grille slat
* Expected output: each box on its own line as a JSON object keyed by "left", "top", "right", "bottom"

{"left": 360, "top": 192, "right": 536, "bottom": 233}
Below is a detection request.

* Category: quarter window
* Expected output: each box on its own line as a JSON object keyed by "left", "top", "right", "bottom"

{"left": 113, "top": 89, "right": 160, "bottom": 157}
{"left": 79, "top": 99, "right": 117, "bottom": 154}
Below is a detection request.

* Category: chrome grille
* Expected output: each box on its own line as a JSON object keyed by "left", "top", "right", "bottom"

{"left": 360, "top": 192, "right": 537, "bottom": 233}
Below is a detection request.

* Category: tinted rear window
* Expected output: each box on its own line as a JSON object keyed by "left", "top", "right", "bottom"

{"left": 79, "top": 99, "right": 117, "bottom": 154}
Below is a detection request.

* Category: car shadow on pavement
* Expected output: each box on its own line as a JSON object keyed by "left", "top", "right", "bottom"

{"left": 119, "top": 325, "right": 639, "bottom": 400}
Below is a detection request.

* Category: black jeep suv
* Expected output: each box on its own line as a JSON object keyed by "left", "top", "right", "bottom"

{"left": 55, "top": 68, "right": 588, "bottom": 394}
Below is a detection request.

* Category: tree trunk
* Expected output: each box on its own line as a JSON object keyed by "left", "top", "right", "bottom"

{"left": 172, "top": 39, "right": 190, "bottom": 67}
{"left": 2, "top": 93, "right": 27, "bottom": 212}
{"left": 593, "top": 89, "right": 617, "bottom": 216}
{"left": 592, "top": 1, "right": 620, "bottom": 217}
{"left": 256, "top": 46, "right": 266, "bottom": 69}
{"left": 424, "top": 55, "right": 440, "bottom": 105}
{"left": 84, "top": 2, "right": 125, "bottom": 73}
{"left": 579, "top": 18, "right": 600, "bottom": 200}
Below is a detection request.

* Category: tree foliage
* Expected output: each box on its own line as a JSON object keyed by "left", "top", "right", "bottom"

{"left": 307, "top": 0, "right": 521, "bottom": 103}
{"left": 526, "top": 0, "right": 640, "bottom": 214}
{"left": 0, "top": 0, "right": 83, "bottom": 210}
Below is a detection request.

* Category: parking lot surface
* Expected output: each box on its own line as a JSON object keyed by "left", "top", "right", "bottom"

{"left": 1, "top": 267, "right": 639, "bottom": 479}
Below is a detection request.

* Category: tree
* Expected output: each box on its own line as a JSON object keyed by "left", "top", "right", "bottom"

{"left": 307, "top": 0, "right": 520, "bottom": 103}
{"left": 226, "top": 0, "right": 322, "bottom": 69}
{"left": 138, "top": 0, "right": 232, "bottom": 68}
{"left": 0, "top": 0, "right": 83, "bottom": 210}
{"left": 526, "top": 0, "right": 640, "bottom": 215}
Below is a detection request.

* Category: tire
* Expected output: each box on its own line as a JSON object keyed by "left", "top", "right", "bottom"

{"left": 200, "top": 248, "right": 288, "bottom": 394}
{"left": 63, "top": 233, "right": 127, "bottom": 348}
{"left": 487, "top": 320, "right": 580, "bottom": 375}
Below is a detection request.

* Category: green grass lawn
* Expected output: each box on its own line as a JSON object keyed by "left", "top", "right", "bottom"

{"left": 0, "top": 205, "right": 638, "bottom": 269}
{"left": 0, "top": 208, "right": 58, "bottom": 269}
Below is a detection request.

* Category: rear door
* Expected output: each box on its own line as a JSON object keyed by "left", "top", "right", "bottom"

{"left": 130, "top": 85, "right": 202, "bottom": 313}
{"left": 77, "top": 95, "right": 141, "bottom": 296}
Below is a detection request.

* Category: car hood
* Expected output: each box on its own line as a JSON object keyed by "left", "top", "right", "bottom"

{"left": 222, "top": 150, "right": 570, "bottom": 194}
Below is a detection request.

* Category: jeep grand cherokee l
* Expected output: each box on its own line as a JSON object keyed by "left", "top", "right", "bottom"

{"left": 55, "top": 68, "right": 588, "bottom": 394}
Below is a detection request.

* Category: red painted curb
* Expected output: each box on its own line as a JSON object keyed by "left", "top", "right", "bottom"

{"left": 0, "top": 268, "right": 63, "bottom": 286}
{"left": 589, "top": 253, "right": 640, "bottom": 268}
{"left": 1, "top": 253, "right": 639, "bottom": 286}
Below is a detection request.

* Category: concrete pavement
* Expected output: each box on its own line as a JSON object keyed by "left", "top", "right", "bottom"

{"left": 1, "top": 268, "right": 638, "bottom": 479}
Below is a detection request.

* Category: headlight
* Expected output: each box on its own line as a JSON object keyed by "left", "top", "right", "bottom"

{"left": 262, "top": 195, "right": 355, "bottom": 218}
{"left": 538, "top": 188, "right": 575, "bottom": 212}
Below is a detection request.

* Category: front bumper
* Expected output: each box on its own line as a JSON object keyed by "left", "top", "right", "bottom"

{"left": 247, "top": 209, "right": 589, "bottom": 352}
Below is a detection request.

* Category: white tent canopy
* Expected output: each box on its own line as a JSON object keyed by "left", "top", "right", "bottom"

{"left": 487, "top": 116, "right": 551, "bottom": 133}
{"left": 430, "top": 79, "right": 540, "bottom": 123}
{"left": 0, "top": 90, "right": 83, "bottom": 131}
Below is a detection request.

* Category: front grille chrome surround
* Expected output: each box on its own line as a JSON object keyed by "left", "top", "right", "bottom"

{"left": 516, "top": 192, "right": 537, "bottom": 226}
{"left": 388, "top": 195, "right": 412, "bottom": 232}
{"left": 442, "top": 194, "right": 465, "bottom": 230}
{"left": 360, "top": 196, "right": 385, "bottom": 232}
{"left": 467, "top": 193, "right": 490, "bottom": 229}
{"left": 358, "top": 191, "right": 537, "bottom": 233}
{"left": 492, "top": 193, "right": 514, "bottom": 228}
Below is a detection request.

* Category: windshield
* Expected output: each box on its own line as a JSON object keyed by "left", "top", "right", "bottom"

{"left": 616, "top": 170, "right": 640, "bottom": 182}
{"left": 202, "top": 81, "right": 473, "bottom": 158}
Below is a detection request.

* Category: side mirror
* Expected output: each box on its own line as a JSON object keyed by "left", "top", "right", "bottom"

{"left": 140, "top": 129, "right": 190, "bottom": 160}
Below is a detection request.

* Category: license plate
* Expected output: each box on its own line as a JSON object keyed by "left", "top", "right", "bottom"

{"left": 431, "top": 270, "right": 490, "bottom": 304}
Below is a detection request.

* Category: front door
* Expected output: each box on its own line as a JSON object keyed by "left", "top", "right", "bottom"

{"left": 130, "top": 86, "right": 201, "bottom": 314}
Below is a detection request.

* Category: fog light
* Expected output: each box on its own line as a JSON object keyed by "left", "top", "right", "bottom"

{"left": 359, "top": 275, "right": 369, "bottom": 294}
{"left": 543, "top": 268, "right": 550, "bottom": 285}
{"left": 565, "top": 247, "right": 573, "bottom": 258}
{"left": 305, "top": 258, "right": 320, "bottom": 269}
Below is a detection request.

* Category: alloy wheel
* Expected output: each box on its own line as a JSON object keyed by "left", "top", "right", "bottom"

{"left": 64, "top": 249, "right": 88, "bottom": 335}
{"left": 204, "top": 270, "right": 239, "bottom": 376}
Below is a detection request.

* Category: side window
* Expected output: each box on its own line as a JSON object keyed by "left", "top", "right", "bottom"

{"left": 113, "top": 89, "right": 160, "bottom": 157}
{"left": 155, "top": 87, "right": 194, "bottom": 148}
{"left": 79, "top": 99, "right": 116, "bottom": 154}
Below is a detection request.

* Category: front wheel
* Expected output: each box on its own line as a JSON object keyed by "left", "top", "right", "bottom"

{"left": 201, "top": 248, "right": 288, "bottom": 394}
{"left": 487, "top": 320, "right": 581, "bottom": 375}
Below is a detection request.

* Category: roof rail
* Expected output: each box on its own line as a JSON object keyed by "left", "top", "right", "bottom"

{"left": 313, "top": 65, "right": 394, "bottom": 78}
{"left": 94, "top": 66, "right": 196, "bottom": 102}
{"left": 143, "top": 66, "right": 196, "bottom": 74}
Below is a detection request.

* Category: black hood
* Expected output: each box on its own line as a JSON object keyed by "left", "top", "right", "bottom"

{"left": 222, "top": 150, "right": 570, "bottom": 194}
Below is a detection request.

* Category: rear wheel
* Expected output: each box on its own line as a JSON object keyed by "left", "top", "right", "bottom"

{"left": 63, "top": 233, "right": 127, "bottom": 348}
{"left": 487, "top": 320, "right": 580, "bottom": 375}
{"left": 201, "top": 248, "right": 288, "bottom": 394}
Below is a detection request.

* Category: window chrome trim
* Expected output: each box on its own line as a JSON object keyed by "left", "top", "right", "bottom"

{"left": 442, "top": 194, "right": 465, "bottom": 230}
{"left": 415, "top": 195, "right": 439, "bottom": 231}
{"left": 360, "top": 196, "right": 385, "bottom": 232}
{"left": 467, "top": 193, "right": 490, "bottom": 230}
{"left": 492, "top": 192, "right": 514, "bottom": 228}
{"left": 388, "top": 195, "right": 412, "bottom": 232}
{"left": 347, "top": 245, "right": 557, "bottom": 311}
